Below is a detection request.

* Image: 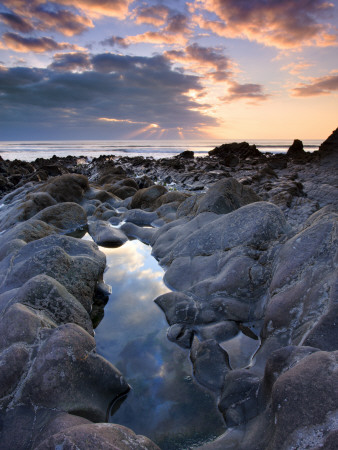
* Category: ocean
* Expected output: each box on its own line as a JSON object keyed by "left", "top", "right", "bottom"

{"left": 0, "top": 139, "right": 322, "bottom": 162}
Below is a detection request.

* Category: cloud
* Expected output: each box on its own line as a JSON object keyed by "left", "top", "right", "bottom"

{"left": 48, "top": 52, "right": 92, "bottom": 71}
{"left": 57, "top": 0, "right": 132, "bottom": 18}
{"left": 221, "top": 81, "right": 269, "bottom": 102}
{"left": 33, "top": 5, "right": 94, "bottom": 36}
{"left": 0, "top": 12, "right": 34, "bottom": 33}
{"left": 2, "top": 32, "right": 80, "bottom": 53}
{"left": 101, "top": 35, "right": 129, "bottom": 48}
{"left": 281, "top": 61, "right": 314, "bottom": 75}
{"left": 104, "top": 10, "right": 191, "bottom": 47}
{"left": 0, "top": 52, "right": 216, "bottom": 139}
{"left": 0, "top": 1, "right": 125, "bottom": 37}
{"left": 292, "top": 73, "right": 338, "bottom": 96}
{"left": 125, "top": 30, "right": 188, "bottom": 46}
{"left": 133, "top": 5, "right": 170, "bottom": 26}
{"left": 196, "top": 0, "right": 338, "bottom": 49}
{"left": 165, "top": 43, "right": 231, "bottom": 80}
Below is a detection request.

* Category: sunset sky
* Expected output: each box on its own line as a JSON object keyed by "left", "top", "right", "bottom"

{"left": 0, "top": 0, "right": 337, "bottom": 140}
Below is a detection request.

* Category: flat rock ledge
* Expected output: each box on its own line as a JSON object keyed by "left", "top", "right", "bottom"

{"left": 0, "top": 128, "right": 337, "bottom": 450}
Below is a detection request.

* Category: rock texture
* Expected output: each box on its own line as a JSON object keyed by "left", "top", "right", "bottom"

{"left": 0, "top": 128, "right": 337, "bottom": 450}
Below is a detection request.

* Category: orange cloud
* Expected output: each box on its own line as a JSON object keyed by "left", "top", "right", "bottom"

{"left": 221, "top": 81, "right": 269, "bottom": 103}
{"left": 195, "top": 0, "right": 338, "bottom": 49}
{"left": 126, "top": 31, "right": 188, "bottom": 46}
{"left": 132, "top": 5, "right": 170, "bottom": 26}
{"left": 57, "top": 0, "right": 132, "bottom": 18}
{"left": 165, "top": 43, "right": 231, "bottom": 81}
{"left": 292, "top": 73, "right": 338, "bottom": 96}
{"left": 2, "top": 32, "right": 81, "bottom": 53}
{"left": 281, "top": 61, "right": 314, "bottom": 75}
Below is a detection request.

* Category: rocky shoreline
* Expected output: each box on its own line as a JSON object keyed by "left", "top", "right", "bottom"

{"left": 0, "top": 129, "right": 337, "bottom": 449}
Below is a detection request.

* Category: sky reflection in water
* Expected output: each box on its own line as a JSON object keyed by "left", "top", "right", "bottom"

{"left": 94, "top": 240, "right": 225, "bottom": 449}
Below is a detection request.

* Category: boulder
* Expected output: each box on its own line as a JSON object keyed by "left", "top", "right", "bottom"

{"left": 218, "top": 369, "right": 261, "bottom": 426}
{"left": 122, "top": 209, "right": 158, "bottom": 226}
{"left": 286, "top": 139, "right": 306, "bottom": 159}
{"left": 209, "top": 142, "right": 262, "bottom": 159}
{"left": 1, "top": 275, "right": 94, "bottom": 335}
{"left": 177, "top": 178, "right": 261, "bottom": 217}
{"left": 269, "top": 351, "right": 338, "bottom": 450}
{"left": 88, "top": 220, "right": 128, "bottom": 247}
{"left": 130, "top": 185, "right": 168, "bottom": 210}
{"left": 41, "top": 174, "right": 89, "bottom": 203}
{"left": 190, "top": 338, "right": 231, "bottom": 392}
{"left": 0, "top": 234, "right": 106, "bottom": 313}
{"left": 35, "top": 423, "right": 160, "bottom": 450}
{"left": 32, "top": 202, "right": 87, "bottom": 232}
{"left": 0, "top": 303, "right": 55, "bottom": 351}
{"left": 18, "top": 323, "right": 130, "bottom": 422}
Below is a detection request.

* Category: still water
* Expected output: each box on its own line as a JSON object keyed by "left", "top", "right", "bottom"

{"left": 93, "top": 239, "right": 225, "bottom": 449}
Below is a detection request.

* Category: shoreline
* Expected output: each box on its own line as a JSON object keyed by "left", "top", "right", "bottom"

{"left": 0, "top": 131, "right": 337, "bottom": 449}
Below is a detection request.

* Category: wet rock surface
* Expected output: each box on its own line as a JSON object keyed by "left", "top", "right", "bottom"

{"left": 0, "top": 128, "right": 337, "bottom": 449}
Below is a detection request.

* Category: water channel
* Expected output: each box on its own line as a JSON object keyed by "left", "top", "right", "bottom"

{"left": 88, "top": 238, "right": 225, "bottom": 449}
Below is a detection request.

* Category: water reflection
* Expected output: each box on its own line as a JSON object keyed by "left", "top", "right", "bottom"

{"left": 94, "top": 240, "right": 225, "bottom": 449}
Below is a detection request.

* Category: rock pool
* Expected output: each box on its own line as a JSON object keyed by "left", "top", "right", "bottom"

{"left": 91, "top": 238, "right": 225, "bottom": 449}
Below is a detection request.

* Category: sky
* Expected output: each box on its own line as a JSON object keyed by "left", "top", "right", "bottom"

{"left": 0, "top": 0, "right": 337, "bottom": 141}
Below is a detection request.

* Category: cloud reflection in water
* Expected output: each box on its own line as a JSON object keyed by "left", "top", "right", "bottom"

{"left": 94, "top": 240, "right": 225, "bottom": 449}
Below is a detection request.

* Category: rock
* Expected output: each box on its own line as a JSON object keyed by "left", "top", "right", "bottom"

{"left": 260, "top": 346, "right": 320, "bottom": 402}
{"left": 267, "top": 154, "right": 288, "bottom": 170}
{"left": 2, "top": 275, "right": 94, "bottom": 335}
{"left": 269, "top": 351, "right": 338, "bottom": 450}
{"left": 155, "top": 291, "right": 199, "bottom": 325}
{"left": 0, "top": 219, "right": 56, "bottom": 246}
{"left": 155, "top": 191, "right": 189, "bottom": 207}
{"left": 218, "top": 369, "right": 261, "bottom": 426}
{"left": 287, "top": 139, "right": 306, "bottom": 160}
{"left": 263, "top": 210, "right": 337, "bottom": 348}
{"left": 130, "top": 184, "right": 168, "bottom": 210}
{"left": 35, "top": 423, "right": 160, "bottom": 450}
{"left": 19, "top": 323, "right": 130, "bottom": 422}
{"left": 122, "top": 209, "right": 158, "bottom": 226}
{"left": 196, "top": 178, "right": 261, "bottom": 215}
{"left": 151, "top": 212, "right": 217, "bottom": 264}
{"left": 0, "top": 344, "right": 30, "bottom": 404}
{"left": 120, "top": 222, "right": 155, "bottom": 245}
{"left": 318, "top": 127, "right": 338, "bottom": 164}
{"left": 167, "top": 324, "right": 194, "bottom": 348}
{"left": 168, "top": 202, "right": 288, "bottom": 263}
{"left": 0, "top": 239, "right": 26, "bottom": 262}
{"left": 136, "top": 175, "right": 154, "bottom": 189}
{"left": 198, "top": 321, "right": 239, "bottom": 342}
{"left": 190, "top": 338, "right": 231, "bottom": 392}
{"left": 176, "top": 150, "right": 194, "bottom": 159}
{"left": 32, "top": 412, "right": 92, "bottom": 449}
{"left": 85, "top": 187, "right": 121, "bottom": 206}
{"left": 113, "top": 185, "right": 138, "bottom": 199}
{"left": 40, "top": 174, "right": 89, "bottom": 203}
{"left": 32, "top": 202, "right": 87, "bottom": 232}
{"left": 0, "top": 302, "right": 55, "bottom": 351}
{"left": 0, "top": 234, "right": 106, "bottom": 313}
{"left": 88, "top": 220, "right": 127, "bottom": 247}
{"left": 209, "top": 142, "right": 262, "bottom": 159}
{"left": 220, "top": 154, "right": 239, "bottom": 167}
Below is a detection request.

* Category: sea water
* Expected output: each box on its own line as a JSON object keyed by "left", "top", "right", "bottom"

{"left": 0, "top": 139, "right": 321, "bottom": 161}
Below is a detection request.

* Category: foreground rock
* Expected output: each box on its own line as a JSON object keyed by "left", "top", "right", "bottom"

{"left": 0, "top": 175, "right": 159, "bottom": 449}
{"left": 0, "top": 127, "right": 337, "bottom": 449}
